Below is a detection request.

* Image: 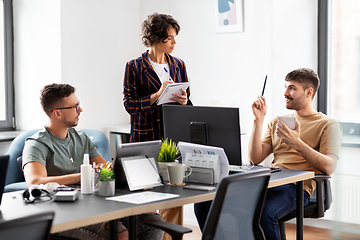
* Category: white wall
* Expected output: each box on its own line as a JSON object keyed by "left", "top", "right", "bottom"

{"left": 14, "top": 0, "right": 61, "bottom": 129}
{"left": 60, "top": 0, "right": 142, "bottom": 131}
{"left": 13, "top": 0, "right": 141, "bottom": 132}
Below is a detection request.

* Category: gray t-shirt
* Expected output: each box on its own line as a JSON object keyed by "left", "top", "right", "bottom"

{"left": 22, "top": 127, "right": 99, "bottom": 176}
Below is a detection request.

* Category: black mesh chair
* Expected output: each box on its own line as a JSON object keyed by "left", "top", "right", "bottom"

{"left": 145, "top": 169, "right": 271, "bottom": 240}
{"left": 0, "top": 211, "right": 54, "bottom": 240}
{"left": 279, "top": 174, "right": 332, "bottom": 240}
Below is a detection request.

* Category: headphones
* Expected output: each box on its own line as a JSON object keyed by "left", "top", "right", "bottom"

{"left": 22, "top": 188, "right": 52, "bottom": 204}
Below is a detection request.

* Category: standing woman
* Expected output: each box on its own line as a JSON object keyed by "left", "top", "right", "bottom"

{"left": 123, "top": 12, "right": 191, "bottom": 143}
{"left": 123, "top": 13, "right": 192, "bottom": 239}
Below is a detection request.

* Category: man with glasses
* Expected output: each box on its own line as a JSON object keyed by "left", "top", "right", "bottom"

{"left": 22, "top": 83, "right": 164, "bottom": 240}
{"left": 23, "top": 83, "right": 97, "bottom": 186}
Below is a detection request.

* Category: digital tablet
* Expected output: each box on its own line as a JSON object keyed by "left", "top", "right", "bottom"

{"left": 114, "top": 140, "right": 162, "bottom": 189}
{"left": 121, "top": 156, "right": 163, "bottom": 191}
{"left": 278, "top": 116, "right": 296, "bottom": 130}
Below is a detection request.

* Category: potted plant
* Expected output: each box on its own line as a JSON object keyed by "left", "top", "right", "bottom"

{"left": 158, "top": 138, "right": 179, "bottom": 181}
{"left": 98, "top": 167, "right": 115, "bottom": 197}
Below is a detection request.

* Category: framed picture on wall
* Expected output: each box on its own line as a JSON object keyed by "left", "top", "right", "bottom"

{"left": 214, "top": 0, "right": 244, "bottom": 33}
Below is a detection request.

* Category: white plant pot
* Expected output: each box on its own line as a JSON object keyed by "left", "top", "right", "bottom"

{"left": 98, "top": 181, "right": 115, "bottom": 197}
{"left": 158, "top": 162, "right": 173, "bottom": 182}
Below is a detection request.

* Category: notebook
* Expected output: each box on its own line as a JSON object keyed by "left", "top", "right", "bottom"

{"left": 0, "top": 155, "right": 10, "bottom": 206}
{"left": 157, "top": 82, "right": 190, "bottom": 105}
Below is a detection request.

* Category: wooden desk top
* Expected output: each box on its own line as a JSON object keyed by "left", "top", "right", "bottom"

{"left": 0, "top": 167, "right": 314, "bottom": 233}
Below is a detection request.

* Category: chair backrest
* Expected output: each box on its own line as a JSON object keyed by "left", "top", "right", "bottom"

{"left": 4, "top": 129, "right": 39, "bottom": 185}
{"left": 202, "top": 169, "right": 271, "bottom": 240}
{"left": 4, "top": 128, "right": 111, "bottom": 186}
{"left": 0, "top": 155, "right": 10, "bottom": 204}
{"left": 80, "top": 129, "right": 111, "bottom": 162}
{"left": 0, "top": 211, "right": 54, "bottom": 240}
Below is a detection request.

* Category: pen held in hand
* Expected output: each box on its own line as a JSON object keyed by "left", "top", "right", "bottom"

{"left": 164, "top": 67, "right": 173, "bottom": 81}
{"left": 261, "top": 75, "right": 268, "bottom": 96}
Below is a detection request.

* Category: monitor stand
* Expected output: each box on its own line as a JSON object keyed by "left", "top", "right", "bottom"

{"left": 189, "top": 122, "right": 209, "bottom": 145}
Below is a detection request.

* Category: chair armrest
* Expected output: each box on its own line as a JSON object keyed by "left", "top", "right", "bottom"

{"left": 144, "top": 220, "right": 192, "bottom": 240}
{"left": 312, "top": 174, "right": 332, "bottom": 218}
{"left": 17, "top": 156, "right": 24, "bottom": 173}
{"left": 324, "top": 176, "right": 332, "bottom": 210}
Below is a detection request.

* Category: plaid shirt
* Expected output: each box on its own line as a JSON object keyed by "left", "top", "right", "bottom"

{"left": 123, "top": 51, "right": 191, "bottom": 142}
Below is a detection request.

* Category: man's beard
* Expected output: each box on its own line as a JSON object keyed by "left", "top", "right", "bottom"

{"left": 64, "top": 116, "right": 79, "bottom": 128}
{"left": 285, "top": 96, "right": 296, "bottom": 110}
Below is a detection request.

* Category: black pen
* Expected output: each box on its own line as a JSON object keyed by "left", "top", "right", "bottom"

{"left": 261, "top": 75, "right": 268, "bottom": 96}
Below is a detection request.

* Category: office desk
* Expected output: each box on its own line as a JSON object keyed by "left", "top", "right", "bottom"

{"left": 0, "top": 168, "right": 313, "bottom": 240}
{"left": 0, "top": 186, "right": 214, "bottom": 240}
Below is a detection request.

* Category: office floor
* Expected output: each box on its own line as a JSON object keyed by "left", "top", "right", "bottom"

{"left": 183, "top": 223, "right": 360, "bottom": 240}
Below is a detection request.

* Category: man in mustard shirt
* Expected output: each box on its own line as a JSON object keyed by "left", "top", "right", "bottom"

{"left": 249, "top": 68, "right": 342, "bottom": 240}
{"left": 194, "top": 68, "right": 342, "bottom": 240}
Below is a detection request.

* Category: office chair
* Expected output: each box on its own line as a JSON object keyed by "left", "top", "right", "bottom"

{"left": 0, "top": 211, "right": 54, "bottom": 240}
{"left": 145, "top": 169, "right": 271, "bottom": 240}
{"left": 4, "top": 128, "right": 111, "bottom": 192}
{"left": 4, "top": 129, "right": 39, "bottom": 192}
{"left": 279, "top": 174, "right": 332, "bottom": 240}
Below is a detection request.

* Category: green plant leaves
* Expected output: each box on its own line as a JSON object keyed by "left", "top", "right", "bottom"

{"left": 158, "top": 138, "right": 179, "bottom": 162}
{"left": 99, "top": 168, "right": 115, "bottom": 181}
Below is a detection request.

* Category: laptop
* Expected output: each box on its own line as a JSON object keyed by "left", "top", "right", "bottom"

{"left": 0, "top": 155, "right": 10, "bottom": 206}
{"left": 113, "top": 140, "right": 163, "bottom": 189}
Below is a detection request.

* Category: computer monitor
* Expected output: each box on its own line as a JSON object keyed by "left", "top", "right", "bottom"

{"left": 162, "top": 105, "right": 242, "bottom": 166}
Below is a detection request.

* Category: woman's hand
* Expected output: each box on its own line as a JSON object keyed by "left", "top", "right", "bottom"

{"left": 159, "top": 80, "right": 175, "bottom": 94}
{"left": 170, "top": 88, "right": 188, "bottom": 105}
{"left": 150, "top": 80, "right": 174, "bottom": 105}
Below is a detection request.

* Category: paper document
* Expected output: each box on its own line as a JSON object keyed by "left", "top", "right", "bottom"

{"left": 178, "top": 142, "right": 230, "bottom": 180}
{"left": 106, "top": 191, "right": 179, "bottom": 204}
{"left": 157, "top": 82, "right": 190, "bottom": 105}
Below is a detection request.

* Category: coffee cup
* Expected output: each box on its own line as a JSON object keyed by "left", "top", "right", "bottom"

{"left": 167, "top": 163, "right": 192, "bottom": 185}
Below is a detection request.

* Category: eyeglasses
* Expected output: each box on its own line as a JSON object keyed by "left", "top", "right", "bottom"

{"left": 239, "top": 159, "right": 255, "bottom": 171}
{"left": 52, "top": 103, "right": 81, "bottom": 113}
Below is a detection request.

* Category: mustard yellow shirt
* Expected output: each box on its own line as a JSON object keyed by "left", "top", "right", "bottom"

{"left": 263, "top": 112, "right": 342, "bottom": 196}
